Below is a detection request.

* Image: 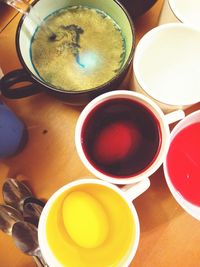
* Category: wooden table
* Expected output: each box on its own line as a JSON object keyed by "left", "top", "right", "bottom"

{"left": 0, "top": 1, "right": 200, "bottom": 266}
{"left": 0, "top": 2, "right": 18, "bottom": 33}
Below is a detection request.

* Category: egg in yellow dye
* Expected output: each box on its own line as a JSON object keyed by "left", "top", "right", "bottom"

{"left": 62, "top": 191, "right": 109, "bottom": 249}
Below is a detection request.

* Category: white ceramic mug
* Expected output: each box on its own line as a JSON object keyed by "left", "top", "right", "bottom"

{"left": 159, "top": 0, "right": 200, "bottom": 27}
{"left": 133, "top": 23, "right": 200, "bottom": 112}
{"left": 163, "top": 110, "right": 200, "bottom": 221}
{"left": 38, "top": 177, "right": 150, "bottom": 267}
{"left": 75, "top": 90, "right": 185, "bottom": 185}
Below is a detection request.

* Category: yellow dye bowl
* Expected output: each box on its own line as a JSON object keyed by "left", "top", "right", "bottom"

{"left": 38, "top": 179, "right": 140, "bottom": 267}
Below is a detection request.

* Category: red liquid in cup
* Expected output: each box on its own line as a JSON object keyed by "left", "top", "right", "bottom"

{"left": 166, "top": 122, "right": 200, "bottom": 206}
{"left": 81, "top": 98, "right": 161, "bottom": 177}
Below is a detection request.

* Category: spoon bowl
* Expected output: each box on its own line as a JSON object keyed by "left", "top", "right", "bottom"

{"left": 23, "top": 197, "right": 45, "bottom": 226}
{"left": 0, "top": 204, "right": 23, "bottom": 235}
{"left": 12, "top": 221, "right": 48, "bottom": 266}
{"left": 2, "top": 178, "right": 33, "bottom": 211}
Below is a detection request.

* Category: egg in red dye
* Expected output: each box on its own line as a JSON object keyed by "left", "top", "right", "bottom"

{"left": 93, "top": 121, "right": 141, "bottom": 164}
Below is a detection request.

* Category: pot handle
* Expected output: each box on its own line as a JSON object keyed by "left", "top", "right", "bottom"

{"left": 0, "top": 69, "right": 42, "bottom": 99}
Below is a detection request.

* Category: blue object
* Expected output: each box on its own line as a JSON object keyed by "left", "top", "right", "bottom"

{"left": 0, "top": 102, "right": 27, "bottom": 158}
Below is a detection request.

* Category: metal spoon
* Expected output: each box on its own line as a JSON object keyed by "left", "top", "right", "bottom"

{"left": 23, "top": 197, "right": 45, "bottom": 226}
{"left": 0, "top": 204, "right": 23, "bottom": 235}
{"left": 2, "top": 178, "right": 33, "bottom": 211}
{"left": 0, "top": 205, "right": 44, "bottom": 266}
{"left": 12, "top": 221, "right": 48, "bottom": 267}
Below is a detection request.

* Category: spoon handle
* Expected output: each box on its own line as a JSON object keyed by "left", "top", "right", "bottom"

{"left": 36, "top": 249, "right": 49, "bottom": 267}
{"left": 33, "top": 256, "right": 46, "bottom": 267}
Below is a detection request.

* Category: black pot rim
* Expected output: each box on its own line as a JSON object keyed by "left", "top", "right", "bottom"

{"left": 16, "top": 0, "right": 135, "bottom": 96}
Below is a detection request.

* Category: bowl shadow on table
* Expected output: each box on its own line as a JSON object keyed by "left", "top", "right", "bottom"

{"left": 0, "top": 94, "right": 90, "bottom": 198}
{"left": 133, "top": 0, "right": 164, "bottom": 44}
{"left": 133, "top": 166, "right": 184, "bottom": 233}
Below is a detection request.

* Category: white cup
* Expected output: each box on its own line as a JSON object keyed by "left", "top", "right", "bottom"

{"left": 133, "top": 23, "right": 200, "bottom": 112}
{"left": 75, "top": 90, "right": 185, "bottom": 185}
{"left": 159, "top": 0, "right": 200, "bottom": 27}
{"left": 163, "top": 110, "right": 200, "bottom": 221}
{"left": 38, "top": 178, "right": 150, "bottom": 267}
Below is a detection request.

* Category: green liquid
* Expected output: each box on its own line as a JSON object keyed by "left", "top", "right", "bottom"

{"left": 31, "top": 6, "right": 126, "bottom": 91}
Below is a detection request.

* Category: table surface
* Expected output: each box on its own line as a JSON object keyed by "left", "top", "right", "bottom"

{"left": 0, "top": 1, "right": 200, "bottom": 266}
{"left": 0, "top": 2, "right": 18, "bottom": 33}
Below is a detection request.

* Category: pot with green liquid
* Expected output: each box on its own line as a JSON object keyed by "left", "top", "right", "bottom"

{"left": 0, "top": 0, "right": 135, "bottom": 105}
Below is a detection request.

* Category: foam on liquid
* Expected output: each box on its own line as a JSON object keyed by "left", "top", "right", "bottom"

{"left": 31, "top": 6, "right": 126, "bottom": 91}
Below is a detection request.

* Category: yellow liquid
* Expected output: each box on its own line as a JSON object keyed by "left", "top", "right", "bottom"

{"left": 31, "top": 6, "right": 126, "bottom": 91}
{"left": 46, "top": 184, "right": 136, "bottom": 267}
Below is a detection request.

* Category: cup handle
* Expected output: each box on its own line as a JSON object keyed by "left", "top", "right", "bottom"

{"left": 164, "top": 110, "right": 185, "bottom": 125}
{"left": 0, "top": 69, "right": 42, "bottom": 99}
{"left": 121, "top": 178, "right": 150, "bottom": 202}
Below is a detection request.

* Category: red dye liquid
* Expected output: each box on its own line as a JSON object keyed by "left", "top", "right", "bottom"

{"left": 81, "top": 98, "right": 161, "bottom": 177}
{"left": 166, "top": 122, "right": 200, "bottom": 206}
